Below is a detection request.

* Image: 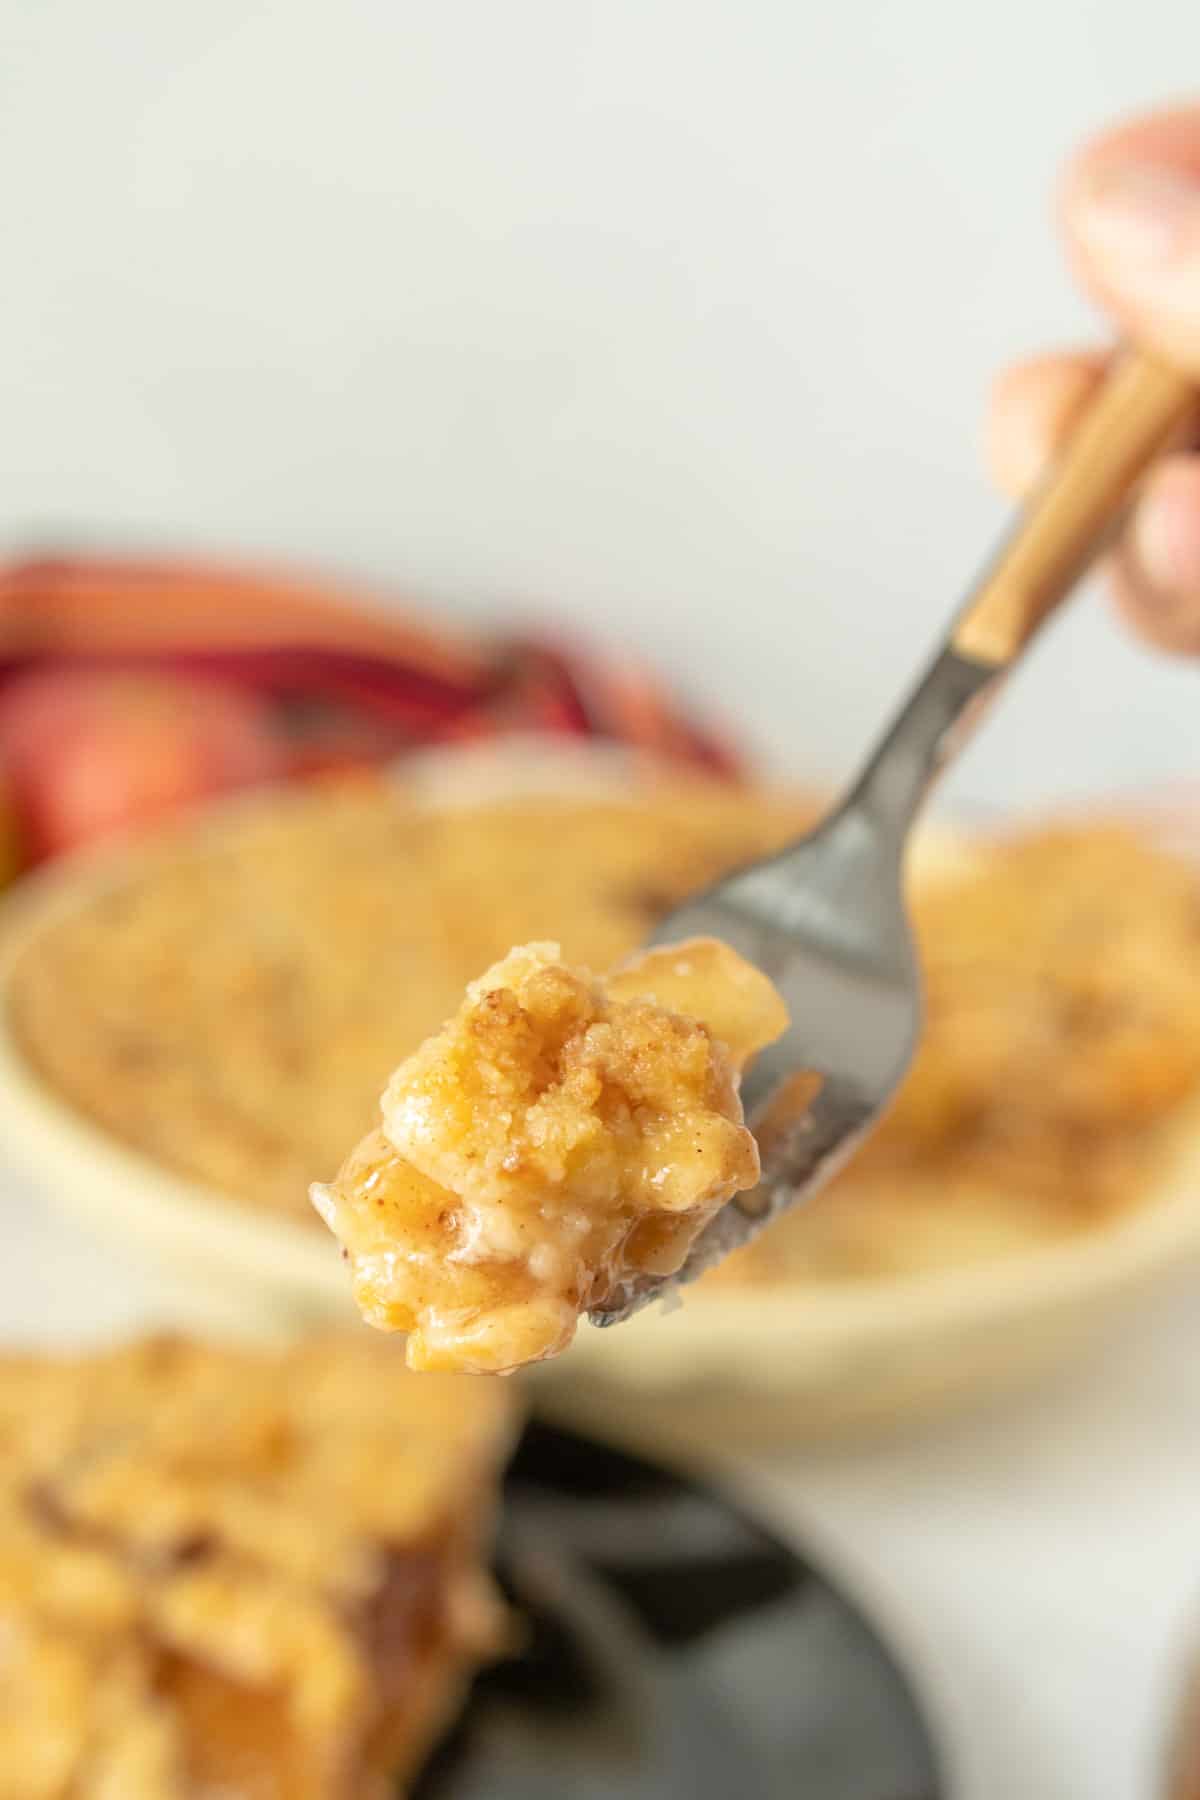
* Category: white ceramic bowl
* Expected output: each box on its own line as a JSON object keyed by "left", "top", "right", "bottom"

{"left": 3, "top": 745, "right": 1200, "bottom": 1445}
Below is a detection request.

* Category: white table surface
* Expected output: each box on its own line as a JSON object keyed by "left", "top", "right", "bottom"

{"left": 4, "top": 1162, "right": 1199, "bottom": 1800}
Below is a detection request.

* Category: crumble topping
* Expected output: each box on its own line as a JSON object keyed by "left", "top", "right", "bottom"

{"left": 8, "top": 777, "right": 812, "bottom": 1227}
{"left": 11, "top": 773, "right": 1200, "bottom": 1297}
{"left": 313, "top": 939, "right": 788, "bottom": 1372}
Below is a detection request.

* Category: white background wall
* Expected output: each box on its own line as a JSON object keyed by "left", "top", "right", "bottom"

{"left": 0, "top": 2, "right": 1195, "bottom": 808}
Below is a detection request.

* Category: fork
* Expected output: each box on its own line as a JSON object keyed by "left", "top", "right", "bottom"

{"left": 591, "top": 348, "right": 1195, "bottom": 1327}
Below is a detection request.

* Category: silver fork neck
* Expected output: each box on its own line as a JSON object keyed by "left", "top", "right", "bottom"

{"left": 843, "top": 645, "right": 998, "bottom": 849}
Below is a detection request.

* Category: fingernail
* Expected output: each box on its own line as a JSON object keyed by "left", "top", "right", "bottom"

{"left": 1073, "top": 160, "right": 1200, "bottom": 265}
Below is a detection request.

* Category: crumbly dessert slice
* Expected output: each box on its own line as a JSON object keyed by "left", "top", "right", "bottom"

{"left": 313, "top": 938, "right": 788, "bottom": 1373}
{"left": 0, "top": 1336, "right": 516, "bottom": 1800}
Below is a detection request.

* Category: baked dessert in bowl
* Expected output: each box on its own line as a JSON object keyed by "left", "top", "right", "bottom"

{"left": 0, "top": 748, "right": 810, "bottom": 1289}
{"left": 556, "top": 798, "right": 1200, "bottom": 1443}
{"left": 2, "top": 741, "right": 1200, "bottom": 1438}
{"left": 0, "top": 1332, "right": 516, "bottom": 1798}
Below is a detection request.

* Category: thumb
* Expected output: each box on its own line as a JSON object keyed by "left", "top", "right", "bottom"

{"left": 1063, "top": 105, "right": 1200, "bottom": 372}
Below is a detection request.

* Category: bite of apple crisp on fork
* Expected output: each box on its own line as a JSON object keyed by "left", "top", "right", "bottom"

{"left": 312, "top": 938, "right": 787, "bottom": 1373}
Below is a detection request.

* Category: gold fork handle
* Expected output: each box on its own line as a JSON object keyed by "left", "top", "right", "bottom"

{"left": 954, "top": 348, "right": 1195, "bottom": 666}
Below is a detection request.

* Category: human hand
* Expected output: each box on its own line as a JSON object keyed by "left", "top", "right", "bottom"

{"left": 988, "top": 103, "right": 1200, "bottom": 652}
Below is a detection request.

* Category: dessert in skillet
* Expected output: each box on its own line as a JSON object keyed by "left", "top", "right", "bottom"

{"left": 0, "top": 1335, "right": 515, "bottom": 1800}
{"left": 312, "top": 938, "right": 788, "bottom": 1372}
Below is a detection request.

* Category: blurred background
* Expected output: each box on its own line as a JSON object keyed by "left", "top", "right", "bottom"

{"left": 1, "top": 1, "right": 1196, "bottom": 802}
{"left": 2, "top": 7, "right": 1200, "bottom": 1800}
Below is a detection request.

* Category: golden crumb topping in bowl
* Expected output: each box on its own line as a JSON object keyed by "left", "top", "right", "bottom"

{"left": 8, "top": 765, "right": 1200, "bottom": 1311}
{"left": 5, "top": 774, "right": 812, "bottom": 1231}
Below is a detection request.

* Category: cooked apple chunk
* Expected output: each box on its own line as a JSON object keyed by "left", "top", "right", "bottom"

{"left": 312, "top": 939, "right": 786, "bottom": 1373}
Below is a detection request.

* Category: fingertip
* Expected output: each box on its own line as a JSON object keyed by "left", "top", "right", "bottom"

{"left": 1058, "top": 103, "right": 1200, "bottom": 235}
{"left": 985, "top": 351, "right": 1108, "bottom": 497}
{"left": 1112, "top": 455, "right": 1200, "bottom": 654}
{"left": 1131, "top": 455, "right": 1200, "bottom": 593}
{"left": 1058, "top": 105, "right": 1200, "bottom": 367}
